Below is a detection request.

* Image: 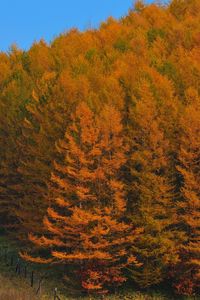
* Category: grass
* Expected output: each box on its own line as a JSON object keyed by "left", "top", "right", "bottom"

{"left": 0, "top": 275, "right": 175, "bottom": 300}
{"left": 0, "top": 274, "right": 37, "bottom": 300}
{"left": 0, "top": 234, "right": 199, "bottom": 300}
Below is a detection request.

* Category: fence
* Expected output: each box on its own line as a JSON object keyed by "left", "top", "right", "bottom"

{"left": 0, "top": 246, "right": 61, "bottom": 299}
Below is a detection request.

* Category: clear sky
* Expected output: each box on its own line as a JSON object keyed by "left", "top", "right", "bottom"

{"left": 0, "top": 0, "right": 152, "bottom": 52}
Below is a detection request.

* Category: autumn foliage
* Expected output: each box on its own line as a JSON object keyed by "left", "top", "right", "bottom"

{"left": 0, "top": 0, "right": 200, "bottom": 296}
{"left": 22, "top": 103, "right": 142, "bottom": 293}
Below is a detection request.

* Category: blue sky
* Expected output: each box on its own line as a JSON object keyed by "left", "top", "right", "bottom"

{"left": 0, "top": 0, "right": 152, "bottom": 52}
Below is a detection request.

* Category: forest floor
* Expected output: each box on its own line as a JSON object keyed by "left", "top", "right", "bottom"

{"left": 0, "top": 235, "right": 197, "bottom": 300}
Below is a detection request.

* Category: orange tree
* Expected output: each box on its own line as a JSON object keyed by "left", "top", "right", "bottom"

{"left": 172, "top": 102, "right": 200, "bottom": 296}
{"left": 127, "top": 82, "right": 179, "bottom": 288}
{"left": 21, "top": 102, "right": 141, "bottom": 294}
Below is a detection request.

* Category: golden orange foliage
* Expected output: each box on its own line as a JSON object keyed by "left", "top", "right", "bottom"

{"left": 0, "top": 0, "right": 200, "bottom": 296}
{"left": 23, "top": 103, "right": 141, "bottom": 293}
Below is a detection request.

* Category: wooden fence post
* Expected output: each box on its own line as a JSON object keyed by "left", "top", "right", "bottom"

{"left": 0, "top": 248, "right": 2, "bottom": 260}
{"left": 15, "top": 258, "right": 19, "bottom": 273}
{"left": 4, "top": 248, "right": 7, "bottom": 264}
{"left": 54, "top": 287, "right": 57, "bottom": 300}
{"left": 54, "top": 287, "right": 61, "bottom": 300}
{"left": 18, "top": 262, "right": 21, "bottom": 275}
{"left": 31, "top": 270, "right": 34, "bottom": 287}
{"left": 10, "top": 255, "right": 13, "bottom": 266}
{"left": 24, "top": 265, "right": 27, "bottom": 278}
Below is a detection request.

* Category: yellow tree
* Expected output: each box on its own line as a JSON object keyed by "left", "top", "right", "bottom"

{"left": 15, "top": 86, "right": 72, "bottom": 239}
{"left": 0, "top": 48, "right": 33, "bottom": 229}
{"left": 127, "top": 82, "right": 179, "bottom": 288}
{"left": 172, "top": 102, "right": 200, "bottom": 296}
{"left": 22, "top": 102, "right": 141, "bottom": 294}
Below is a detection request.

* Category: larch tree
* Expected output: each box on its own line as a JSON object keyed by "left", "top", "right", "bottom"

{"left": 0, "top": 48, "right": 33, "bottom": 230}
{"left": 0, "top": 0, "right": 200, "bottom": 296}
{"left": 21, "top": 102, "right": 141, "bottom": 294}
{"left": 15, "top": 85, "right": 72, "bottom": 239}
{"left": 127, "top": 82, "right": 179, "bottom": 288}
{"left": 172, "top": 102, "right": 200, "bottom": 296}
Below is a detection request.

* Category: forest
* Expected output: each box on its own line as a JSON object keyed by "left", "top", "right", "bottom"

{"left": 0, "top": 0, "right": 199, "bottom": 297}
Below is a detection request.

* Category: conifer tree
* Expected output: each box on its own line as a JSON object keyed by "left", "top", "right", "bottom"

{"left": 15, "top": 88, "right": 72, "bottom": 239}
{"left": 0, "top": 0, "right": 200, "bottom": 296}
{"left": 0, "top": 48, "right": 32, "bottom": 229}
{"left": 172, "top": 102, "right": 200, "bottom": 295}
{"left": 128, "top": 82, "right": 179, "bottom": 287}
{"left": 22, "top": 102, "right": 141, "bottom": 293}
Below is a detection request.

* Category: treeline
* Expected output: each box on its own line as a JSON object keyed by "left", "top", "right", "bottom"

{"left": 0, "top": 0, "right": 199, "bottom": 296}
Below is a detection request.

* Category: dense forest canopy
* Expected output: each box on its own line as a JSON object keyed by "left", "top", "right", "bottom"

{"left": 0, "top": 0, "right": 200, "bottom": 296}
